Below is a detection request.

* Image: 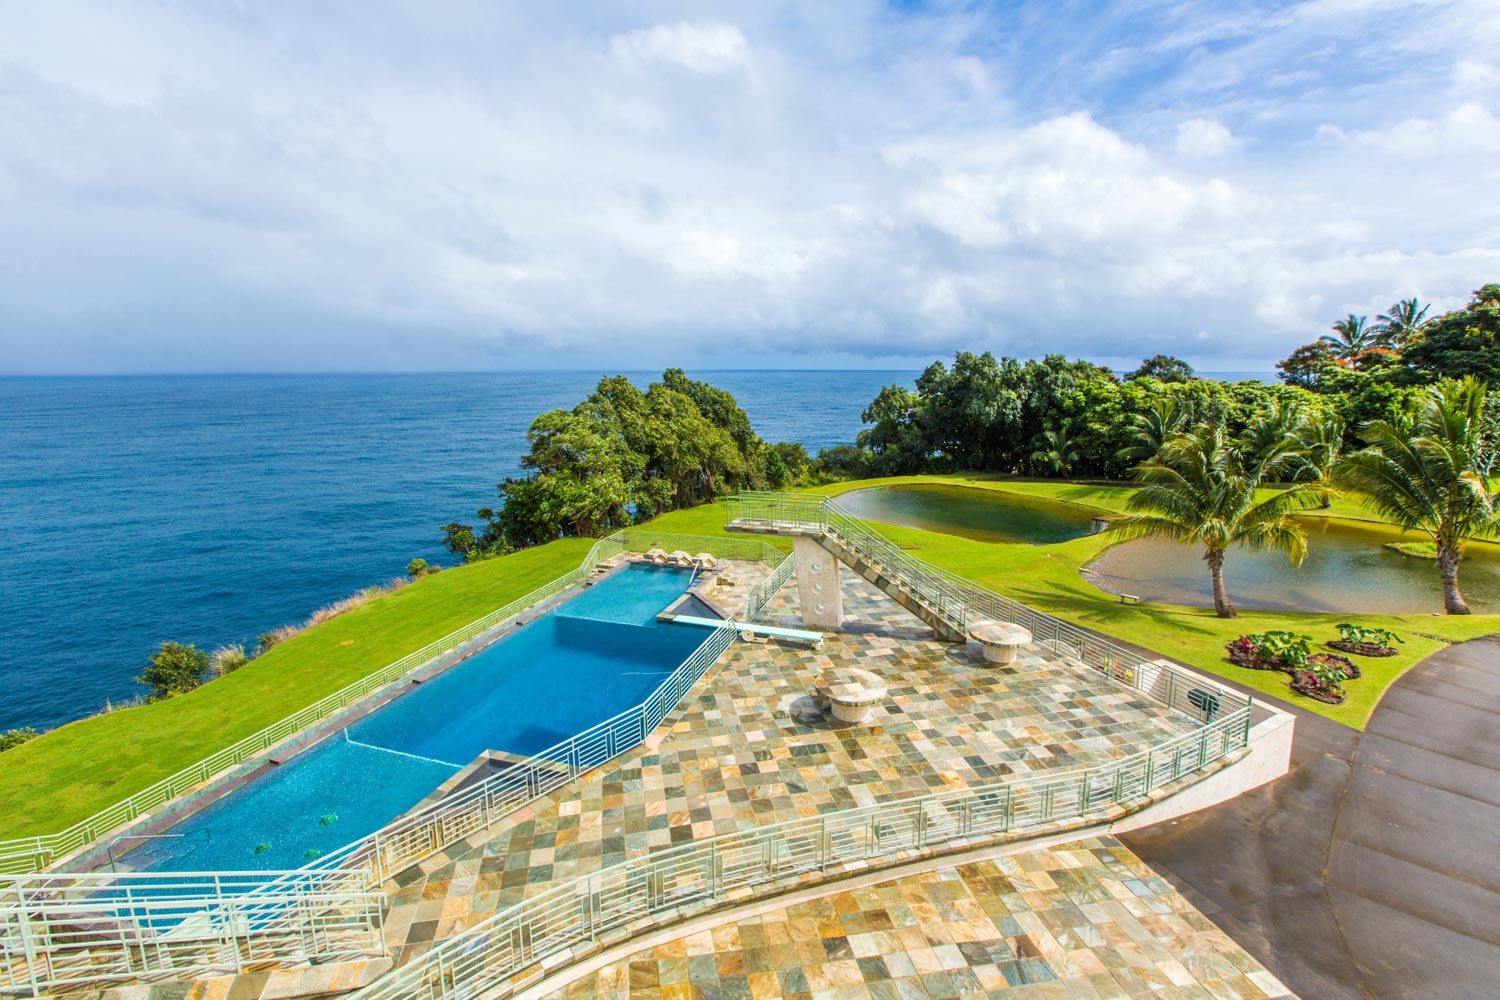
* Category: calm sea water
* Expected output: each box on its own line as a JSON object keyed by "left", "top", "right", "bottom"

{"left": 0, "top": 371, "right": 908, "bottom": 732}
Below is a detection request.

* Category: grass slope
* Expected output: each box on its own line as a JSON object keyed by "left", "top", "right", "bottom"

{"left": 0, "top": 539, "right": 594, "bottom": 841}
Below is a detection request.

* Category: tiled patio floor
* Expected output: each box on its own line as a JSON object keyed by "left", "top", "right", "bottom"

{"left": 381, "top": 571, "right": 1196, "bottom": 967}
{"left": 544, "top": 837, "right": 1297, "bottom": 1000}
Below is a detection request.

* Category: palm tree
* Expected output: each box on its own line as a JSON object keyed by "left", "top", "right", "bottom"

{"left": 1293, "top": 412, "right": 1346, "bottom": 509}
{"left": 1337, "top": 377, "right": 1499, "bottom": 614}
{"left": 1320, "top": 314, "right": 1371, "bottom": 359}
{"left": 1030, "top": 425, "right": 1081, "bottom": 477}
{"left": 1373, "top": 298, "right": 1430, "bottom": 349}
{"left": 1110, "top": 421, "right": 1324, "bottom": 618}
{"left": 1116, "top": 395, "right": 1192, "bottom": 465}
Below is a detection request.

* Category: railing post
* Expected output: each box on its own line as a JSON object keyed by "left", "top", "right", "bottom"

{"left": 13, "top": 881, "right": 41, "bottom": 999}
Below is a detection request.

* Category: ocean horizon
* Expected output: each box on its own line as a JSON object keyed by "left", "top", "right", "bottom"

{"left": 0, "top": 368, "right": 1275, "bottom": 732}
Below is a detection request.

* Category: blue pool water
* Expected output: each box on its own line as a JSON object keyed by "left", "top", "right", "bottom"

{"left": 123, "top": 564, "right": 703, "bottom": 872}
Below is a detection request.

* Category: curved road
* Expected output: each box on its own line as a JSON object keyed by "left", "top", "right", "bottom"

{"left": 1123, "top": 635, "right": 1500, "bottom": 1000}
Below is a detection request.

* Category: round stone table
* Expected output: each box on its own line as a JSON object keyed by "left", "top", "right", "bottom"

{"left": 969, "top": 619, "right": 1033, "bottom": 665}
{"left": 813, "top": 667, "right": 888, "bottom": 725}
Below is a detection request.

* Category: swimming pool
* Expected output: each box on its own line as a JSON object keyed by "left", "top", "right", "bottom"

{"left": 121, "top": 564, "right": 704, "bottom": 872}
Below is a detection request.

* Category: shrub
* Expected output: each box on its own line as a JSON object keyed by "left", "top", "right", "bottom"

{"left": 1246, "top": 631, "right": 1313, "bottom": 669}
{"left": 210, "top": 644, "right": 251, "bottom": 676}
{"left": 137, "top": 641, "right": 212, "bottom": 699}
{"left": 257, "top": 625, "right": 300, "bottom": 654}
{"left": 0, "top": 727, "right": 39, "bottom": 752}
{"left": 406, "top": 558, "right": 440, "bottom": 580}
{"left": 1335, "top": 623, "right": 1404, "bottom": 649}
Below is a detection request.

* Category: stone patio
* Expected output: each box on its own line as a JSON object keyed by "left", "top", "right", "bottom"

{"left": 380, "top": 574, "right": 1198, "bottom": 968}
{"left": 544, "top": 837, "right": 1296, "bottom": 1000}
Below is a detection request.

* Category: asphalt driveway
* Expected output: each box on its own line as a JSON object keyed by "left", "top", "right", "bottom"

{"left": 1123, "top": 636, "right": 1500, "bottom": 1000}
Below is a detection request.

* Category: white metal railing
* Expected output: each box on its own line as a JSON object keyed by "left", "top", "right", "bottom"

{"left": 0, "top": 531, "right": 787, "bottom": 994}
{"left": 349, "top": 704, "right": 1251, "bottom": 1000}
{"left": 725, "top": 492, "right": 1252, "bottom": 724}
{"left": 1, "top": 868, "right": 384, "bottom": 994}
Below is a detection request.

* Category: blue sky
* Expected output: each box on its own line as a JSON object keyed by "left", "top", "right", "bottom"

{"left": 0, "top": 0, "right": 1497, "bottom": 373}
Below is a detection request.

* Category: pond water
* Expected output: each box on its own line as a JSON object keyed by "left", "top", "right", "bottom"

{"left": 1086, "top": 519, "right": 1500, "bottom": 615}
{"left": 834, "top": 484, "right": 1100, "bottom": 545}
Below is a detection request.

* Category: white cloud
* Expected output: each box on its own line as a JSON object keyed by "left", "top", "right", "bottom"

{"left": 611, "top": 22, "right": 749, "bottom": 75}
{"left": 0, "top": 0, "right": 1496, "bottom": 373}
{"left": 1175, "top": 117, "right": 1236, "bottom": 157}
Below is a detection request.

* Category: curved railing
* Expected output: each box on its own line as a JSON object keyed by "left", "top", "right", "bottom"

{"left": 348, "top": 703, "right": 1251, "bottom": 1000}
{"left": 0, "top": 531, "right": 787, "bottom": 994}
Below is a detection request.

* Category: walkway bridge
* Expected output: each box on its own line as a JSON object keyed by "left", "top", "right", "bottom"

{"left": 726, "top": 492, "right": 970, "bottom": 641}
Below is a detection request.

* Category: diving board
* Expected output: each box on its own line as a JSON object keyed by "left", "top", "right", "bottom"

{"left": 669, "top": 615, "right": 824, "bottom": 648}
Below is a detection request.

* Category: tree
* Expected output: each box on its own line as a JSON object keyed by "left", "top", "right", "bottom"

{"left": 1127, "top": 354, "right": 1196, "bottom": 383}
{"left": 1336, "top": 377, "right": 1499, "bottom": 614}
{"left": 1293, "top": 412, "right": 1346, "bottom": 509}
{"left": 1373, "top": 297, "right": 1431, "bottom": 348}
{"left": 762, "top": 447, "right": 789, "bottom": 489}
{"left": 1029, "top": 424, "right": 1081, "bottom": 476}
{"left": 1400, "top": 284, "right": 1500, "bottom": 384}
{"left": 1110, "top": 421, "right": 1324, "bottom": 617}
{"left": 1276, "top": 341, "right": 1341, "bottom": 389}
{"left": 1116, "top": 394, "right": 1192, "bottom": 465}
{"left": 1321, "top": 314, "right": 1372, "bottom": 359}
{"left": 138, "top": 641, "right": 211, "bottom": 699}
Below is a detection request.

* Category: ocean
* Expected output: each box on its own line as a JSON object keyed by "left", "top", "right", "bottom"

{"left": 0, "top": 368, "right": 1275, "bottom": 732}
{"left": 0, "top": 371, "right": 909, "bottom": 731}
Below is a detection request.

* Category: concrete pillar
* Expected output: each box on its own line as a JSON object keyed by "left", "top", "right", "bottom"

{"left": 793, "top": 536, "right": 843, "bottom": 630}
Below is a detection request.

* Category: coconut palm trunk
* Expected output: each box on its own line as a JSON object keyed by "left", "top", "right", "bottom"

{"left": 1206, "top": 548, "right": 1235, "bottom": 618}
{"left": 1436, "top": 542, "right": 1469, "bottom": 615}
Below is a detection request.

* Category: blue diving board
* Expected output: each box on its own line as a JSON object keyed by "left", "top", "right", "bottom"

{"left": 669, "top": 615, "right": 824, "bottom": 647}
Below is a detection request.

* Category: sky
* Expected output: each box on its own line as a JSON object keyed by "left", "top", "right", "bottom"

{"left": 1, "top": 0, "right": 1497, "bottom": 374}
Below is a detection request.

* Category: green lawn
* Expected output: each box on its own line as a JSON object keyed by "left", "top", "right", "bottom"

{"left": 0, "top": 539, "right": 595, "bottom": 841}
{"left": 702, "top": 475, "right": 1496, "bottom": 729}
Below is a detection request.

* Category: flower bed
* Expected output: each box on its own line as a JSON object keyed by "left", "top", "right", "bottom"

{"left": 1228, "top": 632, "right": 1359, "bottom": 704}
{"left": 1291, "top": 669, "right": 1346, "bottom": 704}
{"left": 1329, "top": 624, "right": 1404, "bottom": 658}
{"left": 1311, "top": 651, "right": 1359, "bottom": 680}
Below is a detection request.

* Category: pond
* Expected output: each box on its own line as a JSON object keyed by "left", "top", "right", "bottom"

{"left": 834, "top": 484, "right": 1101, "bottom": 545}
{"left": 1085, "top": 519, "right": 1500, "bottom": 615}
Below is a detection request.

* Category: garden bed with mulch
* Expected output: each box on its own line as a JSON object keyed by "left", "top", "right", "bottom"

{"left": 1328, "top": 639, "right": 1398, "bottom": 658}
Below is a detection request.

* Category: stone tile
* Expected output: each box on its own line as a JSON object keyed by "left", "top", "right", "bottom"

{"left": 543, "top": 840, "right": 1296, "bottom": 1000}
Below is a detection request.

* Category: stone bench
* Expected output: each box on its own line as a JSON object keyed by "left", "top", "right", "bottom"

{"left": 812, "top": 667, "right": 888, "bottom": 725}
{"left": 969, "top": 619, "right": 1033, "bottom": 665}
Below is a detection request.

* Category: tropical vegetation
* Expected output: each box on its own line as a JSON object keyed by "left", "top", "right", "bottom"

{"left": 1109, "top": 419, "right": 1328, "bottom": 617}
{"left": 1336, "top": 377, "right": 1499, "bottom": 613}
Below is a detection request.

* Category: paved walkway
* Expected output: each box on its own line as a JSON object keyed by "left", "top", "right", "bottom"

{"left": 1123, "top": 635, "right": 1500, "bottom": 1000}
{"left": 383, "top": 576, "right": 1194, "bottom": 966}
{"left": 543, "top": 837, "right": 1296, "bottom": 1000}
